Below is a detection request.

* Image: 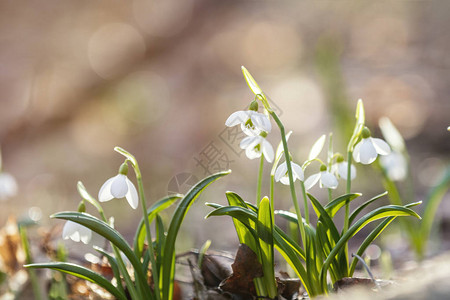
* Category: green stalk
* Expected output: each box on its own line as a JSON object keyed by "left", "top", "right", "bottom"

{"left": 19, "top": 226, "right": 43, "bottom": 300}
{"left": 344, "top": 151, "right": 353, "bottom": 232}
{"left": 257, "top": 155, "right": 264, "bottom": 206}
{"left": 132, "top": 164, "right": 161, "bottom": 300}
{"left": 299, "top": 181, "right": 309, "bottom": 224}
{"left": 269, "top": 110, "right": 306, "bottom": 246}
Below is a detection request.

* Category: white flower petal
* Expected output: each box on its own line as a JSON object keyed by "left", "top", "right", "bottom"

{"left": 338, "top": 162, "right": 357, "bottom": 180}
{"left": 262, "top": 140, "right": 274, "bottom": 163}
{"left": 359, "top": 138, "right": 377, "bottom": 164}
{"left": 98, "top": 177, "right": 115, "bottom": 202}
{"left": 240, "top": 136, "right": 257, "bottom": 149}
{"left": 225, "top": 111, "right": 249, "bottom": 127}
{"left": 125, "top": 178, "right": 139, "bottom": 209}
{"left": 292, "top": 163, "right": 304, "bottom": 181}
{"left": 353, "top": 141, "right": 362, "bottom": 162}
{"left": 280, "top": 175, "right": 290, "bottom": 185}
{"left": 304, "top": 173, "right": 321, "bottom": 190}
{"left": 251, "top": 112, "right": 271, "bottom": 133}
{"left": 274, "top": 162, "right": 287, "bottom": 182}
{"left": 79, "top": 226, "right": 92, "bottom": 244}
{"left": 62, "top": 221, "right": 76, "bottom": 240}
{"left": 320, "top": 172, "right": 338, "bottom": 189}
{"left": 371, "top": 138, "right": 391, "bottom": 155}
{"left": 111, "top": 174, "right": 129, "bottom": 198}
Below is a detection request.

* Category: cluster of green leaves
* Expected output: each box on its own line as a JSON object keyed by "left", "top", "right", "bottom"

{"left": 25, "top": 148, "right": 230, "bottom": 300}
{"left": 206, "top": 67, "right": 422, "bottom": 298}
{"left": 377, "top": 119, "right": 450, "bottom": 260}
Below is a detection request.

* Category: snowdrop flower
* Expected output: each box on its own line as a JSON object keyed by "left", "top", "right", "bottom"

{"left": 380, "top": 151, "right": 407, "bottom": 181}
{"left": 275, "top": 161, "right": 304, "bottom": 185}
{"left": 225, "top": 101, "right": 271, "bottom": 136}
{"left": 240, "top": 132, "right": 274, "bottom": 163}
{"left": 353, "top": 127, "right": 390, "bottom": 165}
{"left": 305, "top": 164, "right": 338, "bottom": 190}
{"left": 98, "top": 162, "right": 139, "bottom": 209}
{"left": 332, "top": 155, "right": 356, "bottom": 180}
{"left": 0, "top": 172, "right": 18, "bottom": 201}
{"left": 62, "top": 221, "right": 92, "bottom": 244}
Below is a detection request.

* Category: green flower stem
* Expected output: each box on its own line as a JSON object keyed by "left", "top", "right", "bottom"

{"left": 19, "top": 225, "right": 43, "bottom": 300}
{"left": 344, "top": 151, "right": 353, "bottom": 232}
{"left": 257, "top": 155, "right": 264, "bottom": 206}
{"left": 132, "top": 163, "right": 161, "bottom": 300}
{"left": 299, "top": 181, "right": 309, "bottom": 224}
{"left": 269, "top": 110, "right": 306, "bottom": 245}
{"left": 328, "top": 188, "right": 333, "bottom": 203}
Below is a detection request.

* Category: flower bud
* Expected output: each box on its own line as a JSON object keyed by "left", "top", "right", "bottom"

{"left": 118, "top": 162, "right": 129, "bottom": 175}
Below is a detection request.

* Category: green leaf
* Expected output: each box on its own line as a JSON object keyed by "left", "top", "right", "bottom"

{"left": 241, "top": 66, "right": 263, "bottom": 96}
{"left": 208, "top": 205, "right": 311, "bottom": 296}
{"left": 257, "top": 197, "right": 277, "bottom": 298}
{"left": 324, "top": 193, "right": 362, "bottom": 218}
{"left": 348, "top": 192, "right": 388, "bottom": 225}
{"left": 25, "top": 262, "right": 127, "bottom": 300}
{"left": 307, "top": 194, "right": 340, "bottom": 244}
{"left": 418, "top": 169, "right": 450, "bottom": 257}
{"left": 349, "top": 201, "right": 422, "bottom": 275}
{"left": 133, "top": 195, "right": 182, "bottom": 257}
{"left": 51, "top": 212, "right": 148, "bottom": 292}
{"left": 320, "top": 204, "right": 420, "bottom": 290}
{"left": 93, "top": 246, "right": 124, "bottom": 295}
{"left": 225, "top": 192, "right": 258, "bottom": 254}
{"left": 160, "top": 170, "right": 230, "bottom": 300}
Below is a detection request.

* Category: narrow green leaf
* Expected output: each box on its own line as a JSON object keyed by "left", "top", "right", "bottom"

{"left": 161, "top": 170, "right": 230, "bottom": 300}
{"left": 25, "top": 262, "right": 127, "bottom": 300}
{"left": 324, "top": 193, "right": 362, "bottom": 218}
{"left": 320, "top": 204, "right": 420, "bottom": 290}
{"left": 349, "top": 201, "right": 422, "bottom": 275}
{"left": 307, "top": 194, "right": 340, "bottom": 244}
{"left": 257, "top": 197, "right": 277, "bottom": 298}
{"left": 348, "top": 192, "right": 388, "bottom": 225}
{"left": 225, "top": 192, "right": 258, "bottom": 254}
{"left": 93, "top": 246, "right": 125, "bottom": 295}
{"left": 133, "top": 195, "right": 182, "bottom": 257}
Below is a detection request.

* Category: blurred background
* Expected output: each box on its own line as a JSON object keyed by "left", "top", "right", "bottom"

{"left": 0, "top": 0, "right": 449, "bottom": 256}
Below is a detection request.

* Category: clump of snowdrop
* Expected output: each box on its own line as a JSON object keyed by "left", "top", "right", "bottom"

{"left": 98, "top": 162, "right": 139, "bottom": 209}
{"left": 353, "top": 127, "right": 391, "bottom": 165}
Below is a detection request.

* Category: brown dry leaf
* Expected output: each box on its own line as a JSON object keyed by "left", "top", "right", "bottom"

{"left": 219, "top": 244, "right": 263, "bottom": 297}
{"left": 0, "top": 216, "right": 25, "bottom": 274}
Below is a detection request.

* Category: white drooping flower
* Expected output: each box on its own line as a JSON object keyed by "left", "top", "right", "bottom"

{"left": 0, "top": 172, "right": 18, "bottom": 201}
{"left": 275, "top": 161, "right": 304, "bottom": 185}
{"left": 62, "top": 221, "right": 92, "bottom": 244}
{"left": 305, "top": 165, "right": 338, "bottom": 190}
{"left": 225, "top": 106, "right": 271, "bottom": 136}
{"left": 331, "top": 155, "right": 356, "bottom": 180}
{"left": 353, "top": 127, "right": 391, "bottom": 165}
{"left": 240, "top": 134, "right": 274, "bottom": 163}
{"left": 98, "top": 163, "right": 139, "bottom": 209}
{"left": 380, "top": 151, "right": 407, "bottom": 181}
